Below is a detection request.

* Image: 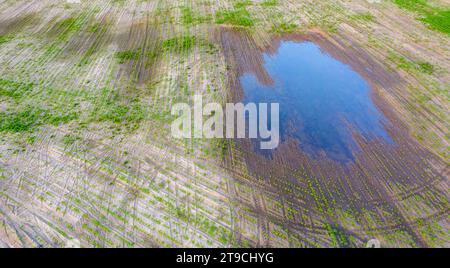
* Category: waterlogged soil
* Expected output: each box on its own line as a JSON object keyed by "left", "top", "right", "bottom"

{"left": 240, "top": 40, "right": 394, "bottom": 162}
{"left": 218, "top": 28, "right": 448, "bottom": 247}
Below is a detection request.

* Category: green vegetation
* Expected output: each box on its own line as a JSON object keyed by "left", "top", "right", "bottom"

{"left": 417, "top": 61, "right": 435, "bottom": 74}
{"left": 388, "top": 52, "right": 435, "bottom": 74}
{"left": 53, "top": 13, "right": 89, "bottom": 41}
{"left": 0, "top": 35, "right": 13, "bottom": 45}
{"left": 113, "top": 0, "right": 126, "bottom": 6}
{"left": 58, "top": 16, "right": 85, "bottom": 33}
{"left": 393, "top": 0, "right": 427, "bottom": 11}
{"left": 270, "top": 22, "right": 297, "bottom": 33}
{"left": 181, "top": 7, "right": 211, "bottom": 25}
{"left": 215, "top": 1, "right": 255, "bottom": 27}
{"left": 0, "top": 78, "right": 146, "bottom": 134}
{"left": 0, "top": 79, "right": 84, "bottom": 133}
{"left": 350, "top": 12, "right": 375, "bottom": 22}
{"left": 0, "top": 107, "right": 43, "bottom": 133}
{"left": 90, "top": 88, "right": 146, "bottom": 130}
{"left": 0, "top": 106, "right": 78, "bottom": 133}
{"left": 115, "top": 49, "right": 158, "bottom": 67}
{"left": 41, "top": 44, "right": 63, "bottom": 59}
{"left": 162, "top": 35, "right": 197, "bottom": 51}
{"left": 115, "top": 35, "right": 200, "bottom": 65}
{"left": 260, "top": 0, "right": 277, "bottom": 7}
{"left": 421, "top": 9, "right": 450, "bottom": 35}
{"left": 393, "top": 0, "right": 450, "bottom": 34}
{"left": 233, "top": 0, "right": 252, "bottom": 9}
{"left": 63, "top": 134, "right": 80, "bottom": 145}
{"left": 87, "top": 22, "right": 100, "bottom": 33}
{"left": 97, "top": 102, "right": 144, "bottom": 125}
{"left": 115, "top": 50, "right": 141, "bottom": 63}
{"left": 0, "top": 79, "right": 34, "bottom": 100}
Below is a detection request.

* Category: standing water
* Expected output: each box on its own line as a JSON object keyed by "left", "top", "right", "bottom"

{"left": 240, "top": 41, "right": 393, "bottom": 162}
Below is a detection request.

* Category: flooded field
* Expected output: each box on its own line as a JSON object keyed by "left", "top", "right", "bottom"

{"left": 220, "top": 30, "right": 448, "bottom": 247}
{"left": 0, "top": 0, "right": 448, "bottom": 248}
{"left": 241, "top": 40, "right": 394, "bottom": 162}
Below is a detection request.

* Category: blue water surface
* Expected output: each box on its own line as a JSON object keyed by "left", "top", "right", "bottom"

{"left": 240, "top": 41, "right": 393, "bottom": 162}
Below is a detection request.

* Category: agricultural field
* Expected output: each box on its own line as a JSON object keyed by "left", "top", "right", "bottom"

{"left": 0, "top": 0, "right": 448, "bottom": 248}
